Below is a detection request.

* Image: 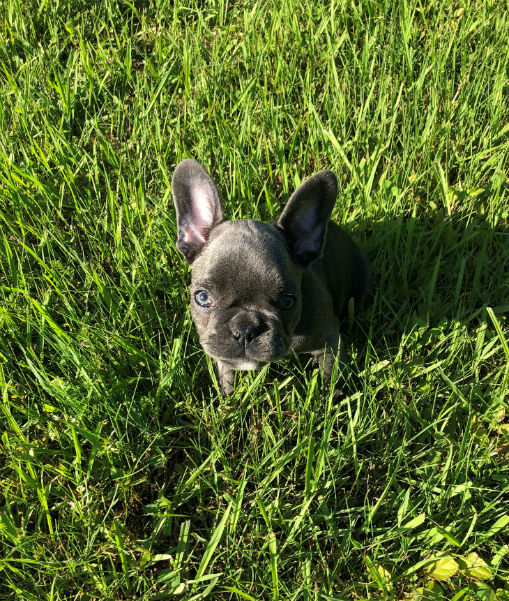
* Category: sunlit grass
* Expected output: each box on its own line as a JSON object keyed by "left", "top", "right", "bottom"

{"left": 0, "top": 0, "right": 508, "bottom": 599}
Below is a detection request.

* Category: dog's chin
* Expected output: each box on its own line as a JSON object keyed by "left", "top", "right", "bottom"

{"left": 205, "top": 346, "right": 289, "bottom": 371}
{"left": 224, "top": 359, "right": 264, "bottom": 371}
{"left": 207, "top": 353, "right": 276, "bottom": 371}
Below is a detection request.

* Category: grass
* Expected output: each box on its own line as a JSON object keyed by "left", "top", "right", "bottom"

{"left": 0, "top": 0, "right": 508, "bottom": 599}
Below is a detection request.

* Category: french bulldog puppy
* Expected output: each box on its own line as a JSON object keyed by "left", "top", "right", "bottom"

{"left": 172, "top": 159, "right": 370, "bottom": 395}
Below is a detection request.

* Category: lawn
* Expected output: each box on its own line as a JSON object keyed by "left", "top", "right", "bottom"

{"left": 0, "top": 0, "right": 508, "bottom": 599}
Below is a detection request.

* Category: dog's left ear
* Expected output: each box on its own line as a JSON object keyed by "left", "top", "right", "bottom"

{"left": 277, "top": 170, "right": 337, "bottom": 266}
{"left": 172, "top": 159, "right": 224, "bottom": 263}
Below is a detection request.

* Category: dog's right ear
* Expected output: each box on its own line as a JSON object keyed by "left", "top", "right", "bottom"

{"left": 277, "top": 170, "right": 337, "bottom": 266}
{"left": 172, "top": 159, "right": 224, "bottom": 263}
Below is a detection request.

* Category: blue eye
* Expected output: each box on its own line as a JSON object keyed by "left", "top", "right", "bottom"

{"left": 194, "top": 290, "right": 215, "bottom": 307}
{"left": 280, "top": 295, "right": 296, "bottom": 310}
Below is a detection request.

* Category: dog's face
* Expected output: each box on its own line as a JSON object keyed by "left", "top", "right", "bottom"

{"left": 172, "top": 159, "right": 338, "bottom": 370}
{"left": 189, "top": 220, "right": 303, "bottom": 369}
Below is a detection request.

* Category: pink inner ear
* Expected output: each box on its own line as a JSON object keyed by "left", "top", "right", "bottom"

{"left": 193, "top": 186, "right": 214, "bottom": 226}
{"left": 182, "top": 183, "right": 215, "bottom": 245}
{"left": 182, "top": 224, "right": 206, "bottom": 245}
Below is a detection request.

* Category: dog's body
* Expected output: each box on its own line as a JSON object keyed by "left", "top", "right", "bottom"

{"left": 172, "top": 159, "right": 370, "bottom": 394}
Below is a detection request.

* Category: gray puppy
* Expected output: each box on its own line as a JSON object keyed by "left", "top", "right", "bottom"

{"left": 172, "top": 159, "right": 370, "bottom": 394}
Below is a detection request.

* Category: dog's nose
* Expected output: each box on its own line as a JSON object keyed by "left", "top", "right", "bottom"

{"left": 231, "top": 324, "right": 259, "bottom": 345}
{"left": 230, "top": 312, "right": 265, "bottom": 345}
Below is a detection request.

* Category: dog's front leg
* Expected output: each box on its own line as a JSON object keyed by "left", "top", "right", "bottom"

{"left": 216, "top": 360, "right": 235, "bottom": 396}
{"left": 309, "top": 318, "right": 346, "bottom": 382}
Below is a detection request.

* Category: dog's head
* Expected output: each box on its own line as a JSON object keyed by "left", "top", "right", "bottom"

{"left": 172, "top": 159, "right": 337, "bottom": 369}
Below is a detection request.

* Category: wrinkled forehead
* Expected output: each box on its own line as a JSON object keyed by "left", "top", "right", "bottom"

{"left": 192, "top": 221, "right": 296, "bottom": 293}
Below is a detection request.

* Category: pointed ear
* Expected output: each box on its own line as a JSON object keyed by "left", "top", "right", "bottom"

{"left": 171, "top": 159, "right": 224, "bottom": 263}
{"left": 277, "top": 170, "right": 337, "bottom": 265}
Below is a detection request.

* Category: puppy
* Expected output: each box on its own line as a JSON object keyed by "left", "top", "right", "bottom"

{"left": 172, "top": 159, "right": 370, "bottom": 394}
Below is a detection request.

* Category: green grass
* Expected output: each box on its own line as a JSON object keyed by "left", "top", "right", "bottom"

{"left": 0, "top": 0, "right": 508, "bottom": 599}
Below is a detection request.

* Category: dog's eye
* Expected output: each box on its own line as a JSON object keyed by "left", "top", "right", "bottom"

{"left": 280, "top": 295, "right": 296, "bottom": 310}
{"left": 194, "top": 290, "right": 215, "bottom": 307}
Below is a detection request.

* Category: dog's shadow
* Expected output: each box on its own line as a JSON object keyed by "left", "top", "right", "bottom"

{"left": 359, "top": 211, "right": 506, "bottom": 359}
